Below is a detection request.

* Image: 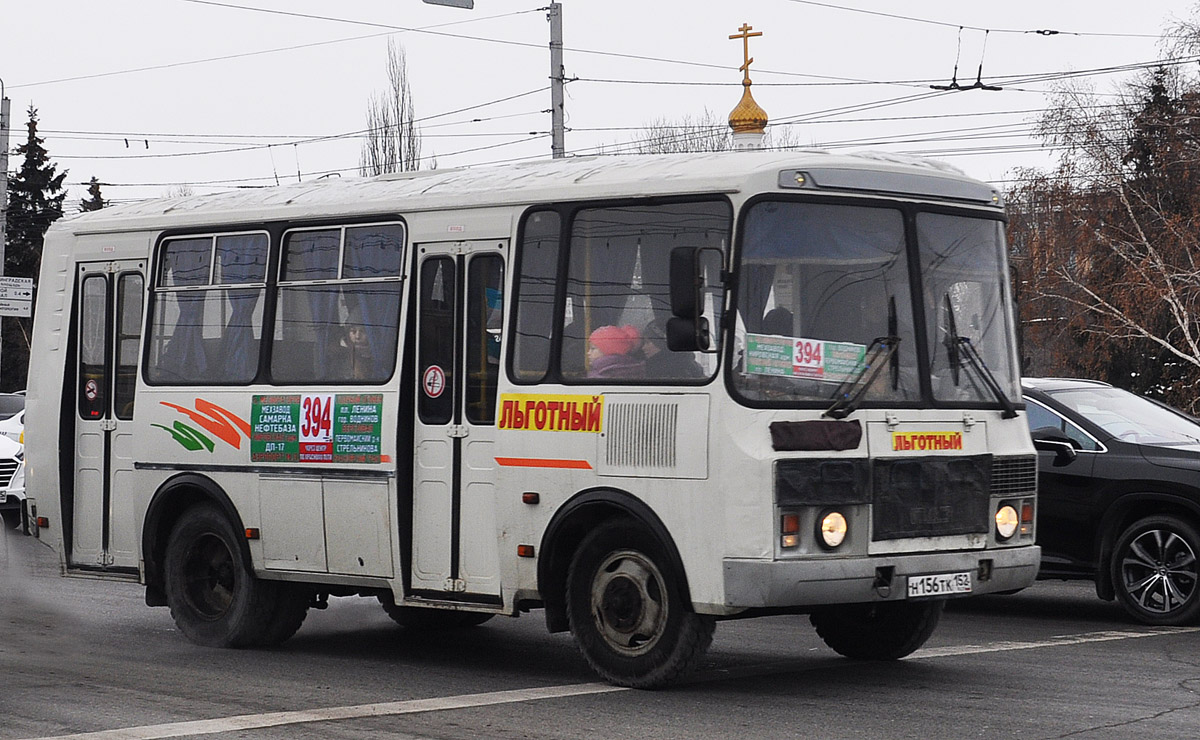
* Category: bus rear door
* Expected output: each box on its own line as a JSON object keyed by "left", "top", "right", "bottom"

{"left": 411, "top": 241, "right": 507, "bottom": 603}
{"left": 72, "top": 260, "right": 145, "bottom": 570}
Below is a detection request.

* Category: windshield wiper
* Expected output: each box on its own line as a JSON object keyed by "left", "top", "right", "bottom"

{"left": 954, "top": 336, "right": 1018, "bottom": 418}
{"left": 824, "top": 336, "right": 901, "bottom": 419}
{"left": 941, "top": 293, "right": 1017, "bottom": 419}
{"left": 941, "top": 294, "right": 961, "bottom": 385}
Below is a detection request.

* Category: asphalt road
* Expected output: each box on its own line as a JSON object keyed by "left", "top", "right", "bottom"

{"left": 3, "top": 528, "right": 1199, "bottom": 740}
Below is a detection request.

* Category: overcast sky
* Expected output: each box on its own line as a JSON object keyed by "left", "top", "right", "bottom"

{"left": 1, "top": 0, "right": 1196, "bottom": 207}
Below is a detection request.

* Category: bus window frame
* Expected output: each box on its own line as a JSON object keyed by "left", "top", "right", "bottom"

{"left": 142, "top": 217, "right": 408, "bottom": 388}
{"left": 506, "top": 196, "right": 733, "bottom": 387}
{"left": 725, "top": 192, "right": 1020, "bottom": 414}
{"left": 272, "top": 221, "right": 406, "bottom": 386}
{"left": 144, "top": 228, "right": 271, "bottom": 387}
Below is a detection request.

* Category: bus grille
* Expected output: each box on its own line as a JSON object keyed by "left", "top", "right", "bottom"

{"left": 0, "top": 458, "right": 17, "bottom": 489}
{"left": 991, "top": 455, "right": 1037, "bottom": 496}
{"left": 604, "top": 402, "right": 678, "bottom": 468}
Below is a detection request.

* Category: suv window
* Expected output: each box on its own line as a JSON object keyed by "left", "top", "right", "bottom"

{"left": 1025, "top": 398, "right": 1100, "bottom": 451}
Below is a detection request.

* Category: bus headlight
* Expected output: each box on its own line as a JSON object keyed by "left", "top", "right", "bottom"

{"left": 995, "top": 504, "right": 1019, "bottom": 541}
{"left": 818, "top": 511, "right": 848, "bottom": 549}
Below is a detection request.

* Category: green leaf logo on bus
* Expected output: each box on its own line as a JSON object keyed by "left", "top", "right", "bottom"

{"left": 153, "top": 399, "right": 252, "bottom": 453}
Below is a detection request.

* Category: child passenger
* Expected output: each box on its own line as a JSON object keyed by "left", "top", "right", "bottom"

{"left": 587, "top": 325, "right": 645, "bottom": 379}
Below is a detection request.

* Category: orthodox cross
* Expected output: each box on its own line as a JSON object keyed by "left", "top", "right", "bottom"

{"left": 729, "top": 23, "right": 763, "bottom": 84}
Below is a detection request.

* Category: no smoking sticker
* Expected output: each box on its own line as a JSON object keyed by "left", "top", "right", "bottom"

{"left": 423, "top": 365, "right": 446, "bottom": 398}
{"left": 84, "top": 378, "right": 99, "bottom": 401}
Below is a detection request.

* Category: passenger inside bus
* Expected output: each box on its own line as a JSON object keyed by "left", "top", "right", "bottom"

{"left": 340, "top": 323, "right": 374, "bottom": 380}
{"left": 641, "top": 317, "right": 704, "bottom": 379}
{"left": 587, "top": 325, "right": 645, "bottom": 379}
{"left": 761, "top": 307, "right": 794, "bottom": 337}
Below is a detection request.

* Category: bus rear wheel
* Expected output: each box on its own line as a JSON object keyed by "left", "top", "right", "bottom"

{"left": 164, "top": 504, "right": 287, "bottom": 648}
{"left": 810, "top": 600, "right": 943, "bottom": 660}
{"left": 566, "top": 520, "right": 714, "bottom": 688}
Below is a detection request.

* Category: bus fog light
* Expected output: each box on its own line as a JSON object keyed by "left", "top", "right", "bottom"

{"left": 819, "top": 511, "right": 848, "bottom": 549}
{"left": 995, "top": 504, "right": 1019, "bottom": 540}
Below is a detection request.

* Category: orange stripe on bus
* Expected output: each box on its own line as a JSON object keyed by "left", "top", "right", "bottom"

{"left": 495, "top": 457, "right": 593, "bottom": 470}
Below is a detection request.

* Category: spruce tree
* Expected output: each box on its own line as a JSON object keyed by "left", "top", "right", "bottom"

{"left": 80, "top": 176, "right": 105, "bottom": 212}
{"left": 3, "top": 105, "right": 67, "bottom": 391}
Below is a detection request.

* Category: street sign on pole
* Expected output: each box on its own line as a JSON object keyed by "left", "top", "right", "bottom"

{"left": 0, "top": 300, "right": 31, "bottom": 318}
{"left": 0, "top": 278, "right": 33, "bottom": 302}
{"left": 0, "top": 278, "right": 34, "bottom": 317}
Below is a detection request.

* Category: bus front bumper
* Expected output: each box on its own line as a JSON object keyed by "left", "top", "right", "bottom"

{"left": 722, "top": 545, "right": 1040, "bottom": 608}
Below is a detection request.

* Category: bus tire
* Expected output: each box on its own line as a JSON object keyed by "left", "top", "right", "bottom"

{"left": 378, "top": 595, "right": 494, "bottom": 629}
{"left": 163, "top": 504, "right": 281, "bottom": 648}
{"left": 256, "top": 585, "right": 311, "bottom": 646}
{"left": 1, "top": 508, "right": 20, "bottom": 530}
{"left": 810, "top": 600, "right": 943, "bottom": 660}
{"left": 565, "top": 520, "right": 714, "bottom": 688}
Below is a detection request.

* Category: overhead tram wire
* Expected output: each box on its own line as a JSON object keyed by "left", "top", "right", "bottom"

{"left": 50, "top": 86, "right": 549, "bottom": 164}
{"left": 74, "top": 132, "right": 552, "bottom": 190}
{"left": 780, "top": 0, "right": 1178, "bottom": 39}
{"left": 9, "top": 6, "right": 542, "bottom": 90}
{"left": 572, "top": 52, "right": 1200, "bottom": 96}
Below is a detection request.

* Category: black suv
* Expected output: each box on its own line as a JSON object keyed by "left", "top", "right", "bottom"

{"left": 1024, "top": 377, "right": 1200, "bottom": 625}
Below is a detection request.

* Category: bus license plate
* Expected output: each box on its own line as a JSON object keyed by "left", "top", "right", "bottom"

{"left": 907, "top": 571, "right": 972, "bottom": 598}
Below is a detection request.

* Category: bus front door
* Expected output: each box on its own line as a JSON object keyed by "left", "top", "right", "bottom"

{"left": 71, "top": 260, "right": 145, "bottom": 570}
{"left": 411, "top": 241, "right": 507, "bottom": 604}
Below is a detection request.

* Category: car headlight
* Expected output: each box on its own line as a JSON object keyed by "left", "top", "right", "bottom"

{"left": 995, "top": 504, "right": 1019, "bottom": 540}
{"left": 818, "top": 510, "right": 848, "bottom": 549}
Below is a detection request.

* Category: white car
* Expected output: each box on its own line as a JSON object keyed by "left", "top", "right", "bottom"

{"left": 0, "top": 408, "right": 23, "bottom": 446}
{"left": 0, "top": 433, "right": 25, "bottom": 530}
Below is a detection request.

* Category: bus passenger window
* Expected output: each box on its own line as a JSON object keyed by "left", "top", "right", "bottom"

{"left": 466, "top": 254, "right": 504, "bottom": 424}
{"left": 419, "top": 257, "right": 456, "bottom": 424}
{"left": 148, "top": 232, "right": 267, "bottom": 385}
{"left": 512, "top": 211, "right": 559, "bottom": 383}
{"left": 271, "top": 224, "right": 404, "bottom": 384}
{"left": 78, "top": 275, "right": 108, "bottom": 419}
{"left": 560, "top": 201, "right": 729, "bottom": 383}
{"left": 114, "top": 273, "right": 143, "bottom": 420}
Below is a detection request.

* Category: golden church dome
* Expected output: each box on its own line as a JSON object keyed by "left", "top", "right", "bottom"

{"left": 727, "top": 23, "right": 768, "bottom": 138}
{"left": 729, "top": 83, "right": 768, "bottom": 135}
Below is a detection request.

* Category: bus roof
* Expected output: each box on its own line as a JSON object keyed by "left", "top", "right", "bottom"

{"left": 52, "top": 150, "right": 1000, "bottom": 236}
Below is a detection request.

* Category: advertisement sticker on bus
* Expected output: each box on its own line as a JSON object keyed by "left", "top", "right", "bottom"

{"left": 891, "top": 431, "right": 964, "bottom": 452}
{"left": 498, "top": 393, "right": 604, "bottom": 432}
{"left": 251, "top": 393, "right": 384, "bottom": 463}
{"left": 744, "top": 333, "right": 865, "bottom": 381}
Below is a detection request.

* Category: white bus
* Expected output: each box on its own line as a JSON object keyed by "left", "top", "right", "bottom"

{"left": 26, "top": 151, "right": 1039, "bottom": 687}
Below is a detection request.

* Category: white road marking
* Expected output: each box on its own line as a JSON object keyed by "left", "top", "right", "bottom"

{"left": 22, "top": 626, "right": 1200, "bottom": 740}
{"left": 24, "top": 683, "right": 629, "bottom": 740}
{"left": 912, "top": 626, "right": 1200, "bottom": 659}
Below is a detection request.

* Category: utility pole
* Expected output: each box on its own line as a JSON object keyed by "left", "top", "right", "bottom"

{"left": 548, "top": 2, "right": 565, "bottom": 158}
{"left": 0, "top": 78, "right": 11, "bottom": 380}
{"left": 1, "top": 78, "right": 9, "bottom": 279}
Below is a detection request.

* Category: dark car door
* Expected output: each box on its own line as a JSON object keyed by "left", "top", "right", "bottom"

{"left": 1025, "top": 397, "right": 1101, "bottom": 576}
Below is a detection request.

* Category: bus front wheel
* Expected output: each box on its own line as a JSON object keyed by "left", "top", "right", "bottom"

{"left": 566, "top": 520, "right": 714, "bottom": 688}
{"left": 163, "top": 504, "right": 290, "bottom": 648}
{"left": 810, "top": 600, "right": 943, "bottom": 660}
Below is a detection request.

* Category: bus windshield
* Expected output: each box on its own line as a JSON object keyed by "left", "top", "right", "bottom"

{"left": 732, "top": 200, "right": 1019, "bottom": 408}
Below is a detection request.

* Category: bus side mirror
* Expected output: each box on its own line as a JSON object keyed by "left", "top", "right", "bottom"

{"left": 668, "top": 246, "right": 722, "bottom": 353}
